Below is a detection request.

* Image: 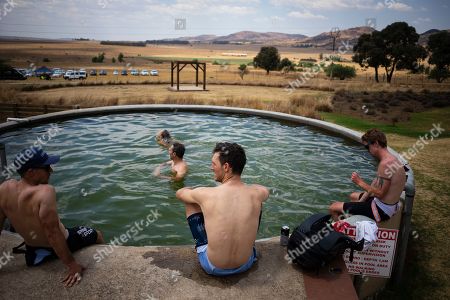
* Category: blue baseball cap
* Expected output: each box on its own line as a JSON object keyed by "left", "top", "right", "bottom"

{"left": 15, "top": 147, "right": 60, "bottom": 175}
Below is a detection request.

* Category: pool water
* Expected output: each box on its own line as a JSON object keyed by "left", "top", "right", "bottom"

{"left": 1, "top": 112, "right": 376, "bottom": 246}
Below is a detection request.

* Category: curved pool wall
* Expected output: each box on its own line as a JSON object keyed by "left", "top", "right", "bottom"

{"left": 0, "top": 104, "right": 415, "bottom": 287}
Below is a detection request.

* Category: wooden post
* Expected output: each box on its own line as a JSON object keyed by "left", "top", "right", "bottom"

{"left": 203, "top": 63, "right": 206, "bottom": 90}
{"left": 176, "top": 62, "right": 180, "bottom": 91}
{"left": 171, "top": 61, "right": 174, "bottom": 87}
{"left": 13, "top": 103, "right": 19, "bottom": 118}
{"left": 195, "top": 63, "right": 199, "bottom": 87}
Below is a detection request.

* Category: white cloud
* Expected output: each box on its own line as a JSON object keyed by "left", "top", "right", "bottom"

{"left": 288, "top": 11, "right": 326, "bottom": 19}
{"left": 385, "top": 1, "right": 413, "bottom": 12}
{"left": 271, "top": 0, "right": 413, "bottom": 11}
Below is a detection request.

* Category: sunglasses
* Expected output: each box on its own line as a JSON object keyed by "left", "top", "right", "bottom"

{"left": 364, "top": 141, "right": 372, "bottom": 150}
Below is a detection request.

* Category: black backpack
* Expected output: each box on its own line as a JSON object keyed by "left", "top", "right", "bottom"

{"left": 287, "top": 213, "right": 364, "bottom": 271}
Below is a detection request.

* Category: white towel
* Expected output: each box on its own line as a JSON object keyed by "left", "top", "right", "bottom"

{"left": 355, "top": 221, "right": 378, "bottom": 251}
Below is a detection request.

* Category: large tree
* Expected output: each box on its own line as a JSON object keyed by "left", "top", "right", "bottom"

{"left": 352, "top": 31, "right": 386, "bottom": 82}
{"left": 380, "top": 22, "right": 425, "bottom": 83}
{"left": 253, "top": 46, "right": 280, "bottom": 75}
{"left": 427, "top": 31, "right": 450, "bottom": 83}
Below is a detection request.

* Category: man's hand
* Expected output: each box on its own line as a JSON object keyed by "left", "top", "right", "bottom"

{"left": 351, "top": 172, "right": 363, "bottom": 186}
{"left": 153, "top": 165, "right": 161, "bottom": 177}
{"left": 62, "top": 261, "right": 85, "bottom": 287}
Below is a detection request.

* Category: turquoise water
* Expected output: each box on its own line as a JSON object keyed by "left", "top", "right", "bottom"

{"left": 1, "top": 112, "right": 376, "bottom": 246}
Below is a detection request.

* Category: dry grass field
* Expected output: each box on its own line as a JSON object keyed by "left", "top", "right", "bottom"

{"left": 1, "top": 40, "right": 449, "bottom": 299}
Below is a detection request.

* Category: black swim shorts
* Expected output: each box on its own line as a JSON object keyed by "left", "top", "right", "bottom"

{"left": 25, "top": 226, "right": 98, "bottom": 266}
{"left": 187, "top": 213, "right": 208, "bottom": 248}
{"left": 343, "top": 198, "right": 390, "bottom": 222}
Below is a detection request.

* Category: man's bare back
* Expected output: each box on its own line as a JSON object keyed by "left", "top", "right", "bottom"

{"left": 0, "top": 147, "right": 103, "bottom": 287}
{"left": 187, "top": 182, "right": 267, "bottom": 268}
{"left": 0, "top": 180, "right": 68, "bottom": 247}
{"left": 176, "top": 142, "right": 269, "bottom": 275}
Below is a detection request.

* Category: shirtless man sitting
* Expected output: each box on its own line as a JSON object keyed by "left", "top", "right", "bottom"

{"left": 329, "top": 129, "right": 406, "bottom": 222}
{"left": 176, "top": 142, "right": 269, "bottom": 276}
{"left": 0, "top": 147, "right": 104, "bottom": 287}
{"left": 154, "top": 142, "right": 188, "bottom": 181}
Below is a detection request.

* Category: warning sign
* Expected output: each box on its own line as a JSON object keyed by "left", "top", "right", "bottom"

{"left": 343, "top": 227, "right": 398, "bottom": 278}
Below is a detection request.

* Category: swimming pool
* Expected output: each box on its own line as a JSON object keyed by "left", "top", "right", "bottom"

{"left": 0, "top": 111, "right": 376, "bottom": 246}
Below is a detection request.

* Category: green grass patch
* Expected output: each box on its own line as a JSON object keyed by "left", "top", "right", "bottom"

{"left": 321, "top": 107, "right": 450, "bottom": 138}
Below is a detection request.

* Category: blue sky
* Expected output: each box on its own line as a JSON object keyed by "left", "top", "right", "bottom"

{"left": 0, "top": 0, "right": 449, "bottom": 40}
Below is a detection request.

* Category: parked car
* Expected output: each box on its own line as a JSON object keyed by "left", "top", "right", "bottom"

{"left": 64, "top": 70, "right": 81, "bottom": 80}
{"left": 130, "top": 69, "right": 139, "bottom": 76}
{"left": 99, "top": 69, "right": 107, "bottom": 76}
{"left": 150, "top": 69, "right": 159, "bottom": 76}
{"left": 0, "top": 67, "right": 27, "bottom": 80}
{"left": 140, "top": 69, "right": 149, "bottom": 76}
{"left": 113, "top": 70, "right": 119, "bottom": 75}
{"left": 51, "top": 69, "right": 64, "bottom": 78}
{"left": 63, "top": 70, "right": 74, "bottom": 80}
{"left": 121, "top": 70, "right": 128, "bottom": 76}
{"left": 79, "top": 70, "right": 87, "bottom": 79}
{"left": 90, "top": 69, "right": 97, "bottom": 76}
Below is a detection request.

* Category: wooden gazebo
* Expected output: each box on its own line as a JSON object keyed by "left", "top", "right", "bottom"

{"left": 169, "top": 61, "right": 207, "bottom": 91}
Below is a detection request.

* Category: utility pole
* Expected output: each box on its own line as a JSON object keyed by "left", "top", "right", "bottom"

{"left": 330, "top": 27, "right": 340, "bottom": 52}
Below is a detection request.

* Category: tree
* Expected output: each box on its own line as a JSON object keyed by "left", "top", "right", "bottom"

{"left": 112, "top": 57, "right": 116, "bottom": 63}
{"left": 380, "top": 22, "right": 426, "bottom": 83}
{"left": 238, "top": 64, "right": 249, "bottom": 79}
{"left": 253, "top": 46, "right": 280, "bottom": 75}
{"left": 427, "top": 31, "right": 450, "bottom": 83}
{"left": 278, "top": 58, "right": 294, "bottom": 73}
{"left": 352, "top": 31, "right": 386, "bottom": 82}
{"left": 118, "top": 52, "right": 124, "bottom": 63}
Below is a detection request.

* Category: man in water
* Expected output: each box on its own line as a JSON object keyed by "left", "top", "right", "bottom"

{"left": 154, "top": 142, "right": 188, "bottom": 181}
{"left": 176, "top": 142, "right": 269, "bottom": 276}
{"left": 0, "top": 147, "right": 104, "bottom": 287}
{"left": 329, "top": 129, "right": 406, "bottom": 222}
{"left": 155, "top": 129, "right": 173, "bottom": 148}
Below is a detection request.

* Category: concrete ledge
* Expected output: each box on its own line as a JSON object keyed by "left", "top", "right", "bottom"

{"left": 0, "top": 231, "right": 308, "bottom": 299}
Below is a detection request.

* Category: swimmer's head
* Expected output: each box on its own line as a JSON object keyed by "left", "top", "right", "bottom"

{"left": 212, "top": 142, "right": 246, "bottom": 176}
{"left": 362, "top": 128, "right": 387, "bottom": 148}
{"left": 157, "top": 129, "right": 171, "bottom": 140}
{"left": 170, "top": 142, "right": 185, "bottom": 159}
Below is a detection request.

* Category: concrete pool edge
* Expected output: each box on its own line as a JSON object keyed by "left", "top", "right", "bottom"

{"left": 0, "top": 104, "right": 415, "bottom": 296}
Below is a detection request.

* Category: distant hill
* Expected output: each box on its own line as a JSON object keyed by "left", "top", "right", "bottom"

{"left": 296, "top": 26, "right": 375, "bottom": 48}
{"left": 169, "top": 27, "right": 372, "bottom": 48}
{"left": 418, "top": 29, "right": 450, "bottom": 45}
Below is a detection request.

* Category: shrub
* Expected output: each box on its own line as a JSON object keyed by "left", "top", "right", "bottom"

{"left": 325, "top": 64, "right": 356, "bottom": 80}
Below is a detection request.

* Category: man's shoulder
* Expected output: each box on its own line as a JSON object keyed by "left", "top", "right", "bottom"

{"left": 30, "top": 184, "right": 56, "bottom": 202}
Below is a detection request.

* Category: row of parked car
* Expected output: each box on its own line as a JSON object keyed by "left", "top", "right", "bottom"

{"left": 11, "top": 67, "right": 159, "bottom": 80}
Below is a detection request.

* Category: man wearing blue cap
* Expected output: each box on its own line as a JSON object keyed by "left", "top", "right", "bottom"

{"left": 0, "top": 147, "right": 104, "bottom": 287}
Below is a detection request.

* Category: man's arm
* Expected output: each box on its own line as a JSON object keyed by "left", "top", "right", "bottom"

{"left": 176, "top": 187, "right": 204, "bottom": 204}
{"left": 253, "top": 184, "right": 270, "bottom": 202}
{"left": 153, "top": 161, "right": 171, "bottom": 177}
{"left": 37, "top": 186, "right": 84, "bottom": 287}
{"left": 351, "top": 163, "right": 392, "bottom": 199}
{"left": 173, "top": 165, "right": 187, "bottom": 182}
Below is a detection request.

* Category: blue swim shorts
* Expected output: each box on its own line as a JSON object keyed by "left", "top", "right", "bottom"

{"left": 187, "top": 212, "right": 257, "bottom": 276}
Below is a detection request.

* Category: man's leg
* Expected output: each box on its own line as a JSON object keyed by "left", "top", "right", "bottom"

{"left": 329, "top": 202, "right": 345, "bottom": 221}
{"left": 184, "top": 203, "right": 202, "bottom": 218}
{"left": 349, "top": 192, "right": 364, "bottom": 202}
{"left": 96, "top": 230, "right": 104, "bottom": 244}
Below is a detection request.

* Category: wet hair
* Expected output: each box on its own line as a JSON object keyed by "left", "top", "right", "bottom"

{"left": 160, "top": 130, "right": 171, "bottom": 140}
{"left": 362, "top": 128, "right": 387, "bottom": 148}
{"left": 172, "top": 142, "right": 185, "bottom": 159}
{"left": 213, "top": 142, "right": 246, "bottom": 175}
